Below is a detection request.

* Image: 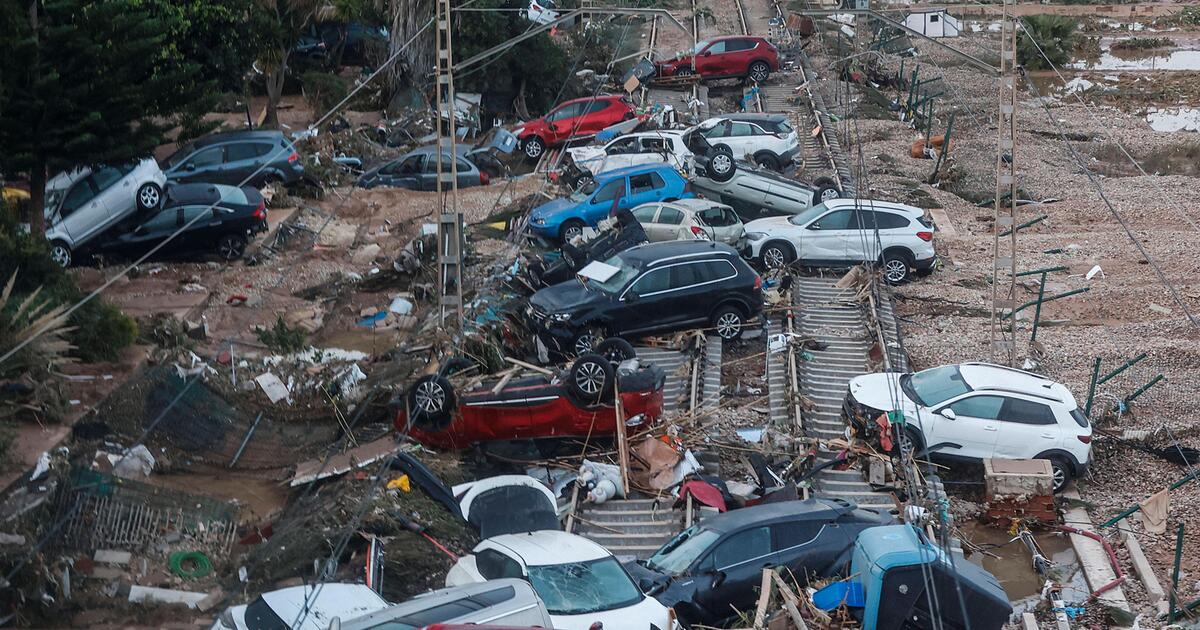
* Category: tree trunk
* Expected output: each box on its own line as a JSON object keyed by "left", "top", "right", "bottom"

{"left": 263, "top": 48, "right": 290, "bottom": 129}
{"left": 385, "top": 0, "right": 434, "bottom": 109}
{"left": 29, "top": 160, "right": 45, "bottom": 237}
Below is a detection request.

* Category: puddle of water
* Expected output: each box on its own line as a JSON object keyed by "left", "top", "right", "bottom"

{"left": 146, "top": 470, "right": 290, "bottom": 522}
{"left": 1147, "top": 107, "right": 1200, "bottom": 132}
{"left": 957, "top": 522, "right": 1088, "bottom": 612}
{"left": 1072, "top": 41, "right": 1200, "bottom": 70}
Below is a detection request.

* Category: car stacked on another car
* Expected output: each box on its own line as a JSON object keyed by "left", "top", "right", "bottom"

{"left": 528, "top": 240, "right": 762, "bottom": 359}
{"left": 655, "top": 35, "right": 780, "bottom": 83}
{"left": 515, "top": 95, "right": 636, "bottom": 160}
{"left": 632, "top": 199, "right": 746, "bottom": 248}
{"left": 843, "top": 362, "right": 1092, "bottom": 491}
{"left": 162, "top": 130, "right": 304, "bottom": 188}
{"left": 686, "top": 114, "right": 800, "bottom": 172}
{"left": 742, "top": 197, "right": 938, "bottom": 283}
{"left": 333, "top": 580, "right": 554, "bottom": 630}
{"left": 691, "top": 157, "right": 841, "bottom": 220}
{"left": 528, "top": 164, "right": 692, "bottom": 242}
{"left": 561, "top": 130, "right": 694, "bottom": 188}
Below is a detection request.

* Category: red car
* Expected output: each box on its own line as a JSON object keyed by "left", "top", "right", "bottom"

{"left": 514, "top": 95, "right": 636, "bottom": 160}
{"left": 395, "top": 348, "right": 665, "bottom": 450}
{"left": 655, "top": 36, "right": 780, "bottom": 83}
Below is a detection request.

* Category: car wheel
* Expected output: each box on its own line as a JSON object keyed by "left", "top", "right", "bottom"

{"left": 675, "top": 66, "right": 696, "bottom": 77}
{"left": 754, "top": 152, "right": 781, "bottom": 171}
{"left": 708, "top": 147, "right": 736, "bottom": 183}
{"left": 899, "top": 427, "right": 925, "bottom": 458}
{"left": 882, "top": 249, "right": 913, "bottom": 284}
{"left": 405, "top": 374, "right": 457, "bottom": 432}
{"left": 523, "top": 136, "right": 546, "bottom": 160}
{"left": 761, "top": 241, "right": 793, "bottom": 269}
{"left": 596, "top": 337, "right": 637, "bottom": 364}
{"left": 49, "top": 241, "right": 72, "bottom": 268}
{"left": 815, "top": 185, "right": 841, "bottom": 203}
{"left": 1049, "top": 456, "right": 1072, "bottom": 492}
{"left": 572, "top": 329, "right": 602, "bottom": 356}
{"left": 559, "top": 219, "right": 585, "bottom": 243}
{"left": 136, "top": 182, "right": 163, "bottom": 211}
{"left": 217, "top": 234, "right": 248, "bottom": 261}
{"left": 567, "top": 352, "right": 615, "bottom": 405}
{"left": 575, "top": 173, "right": 595, "bottom": 191}
{"left": 711, "top": 305, "right": 746, "bottom": 340}
{"left": 748, "top": 60, "right": 771, "bottom": 83}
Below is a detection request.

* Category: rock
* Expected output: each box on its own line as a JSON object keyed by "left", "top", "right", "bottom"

{"left": 351, "top": 244, "right": 382, "bottom": 265}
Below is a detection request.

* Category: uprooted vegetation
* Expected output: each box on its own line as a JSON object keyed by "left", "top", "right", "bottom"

{"left": 1110, "top": 36, "right": 1173, "bottom": 51}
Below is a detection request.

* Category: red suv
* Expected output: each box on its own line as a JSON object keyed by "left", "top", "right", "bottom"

{"left": 656, "top": 36, "right": 780, "bottom": 83}
{"left": 514, "top": 94, "right": 636, "bottom": 160}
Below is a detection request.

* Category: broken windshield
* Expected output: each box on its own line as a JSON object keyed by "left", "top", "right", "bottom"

{"left": 645, "top": 526, "right": 719, "bottom": 574}
{"left": 586, "top": 254, "right": 639, "bottom": 295}
{"left": 903, "top": 365, "right": 971, "bottom": 407}
{"left": 526, "top": 557, "right": 643, "bottom": 615}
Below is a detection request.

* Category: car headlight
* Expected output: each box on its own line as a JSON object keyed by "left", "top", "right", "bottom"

{"left": 514, "top": 126, "right": 526, "bottom": 136}
{"left": 746, "top": 232, "right": 767, "bottom": 241}
{"left": 549, "top": 312, "right": 572, "bottom": 322}
{"left": 533, "top": 217, "right": 546, "bottom": 225}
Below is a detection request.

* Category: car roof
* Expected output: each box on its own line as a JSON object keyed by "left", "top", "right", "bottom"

{"left": 406, "top": 143, "right": 473, "bottom": 158}
{"left": 710, "top": 35, "right": 766, "bottom": 42}
{"left": 663, "top": 198, "right": 732, "bottom": 213}
{"left": 699, "top": 498, "right": 862, "bottom": 534}
{"left": 956, "top": 362, "right": 1075, "bottom": 406}
{"left": 819, "top": 197, "right": 925, "bottom": 217}
{"left": 561, "top": 94, "right": 624, "bottom": 106}
{"left": 190, "top": 129, "right": 286, "bottom": 148}
{"left": 339, "top": 579, "right": 538, "bottom": 630}
{"left": 620, "top": 240, "right": 739, "bottom": 266}
{"left": 488, "top": 530, "right": 611, "bottom": 566}
{"left": 619, "top": 130, "right": 685, "bottom": 140}
{"left": 716, "top": 113, "right": 788, "bottom": 124}
{"left": 595, "top": 163, "right": 679, "bottom": 181}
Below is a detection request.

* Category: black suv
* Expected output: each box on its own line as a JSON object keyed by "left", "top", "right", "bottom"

{"left": 162, "top": 130, "right": 304, "bottom": 188}
{"left": 528, "top": 240, "right": 763, "bottom": 358}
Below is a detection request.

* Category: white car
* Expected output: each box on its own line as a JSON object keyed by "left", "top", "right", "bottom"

{"left": 44, "top": 158, "right": 167, "bottom": 267}
{"left": 564, "top": 131, "right": 693, "bottom": 186}
{"left": 632, "top": 199, "right": 746, "bottom": 247}
{"left": 686, "top": 113, "right": 800, "bottom": 172}
{"left": 844, "top": 362, "right": 1092, "bottom": 491}
{"left": 338, "top": 579, "right": 553, "bottom": 629}
{"left": 211, "top": 583, "right": 387, "bottom": 630}
{"left": 742, "top": 198, "right": 937, "bottom": 283}
{"left": 522, "top": 0, "right": 560, "bottom": 24}
{"left": 446, "top": 530, "right": 677, "bottom": 630}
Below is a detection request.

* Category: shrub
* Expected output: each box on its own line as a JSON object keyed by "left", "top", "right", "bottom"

{"left": 1111, "top": 37, "right": 1172, "bottom": 50}
{"left": 257, "top": 316, "right": 307, "bottom": 354}
{"left": 1018, "top": 15, "right": 1080, "bottom": 70}
{"left": 301, "top": 71, "right": 350, "bottom": 113}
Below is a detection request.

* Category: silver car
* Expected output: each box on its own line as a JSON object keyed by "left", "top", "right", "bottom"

{"left": 691, "top": 157, "right": 840, "bottom": 220}
{"left": 334, "top": 579, "right": 553, "bottom": 629}
{"left": 631, "top": 199, "right": 745, "bottom": 248}
{"left": 44, "top": 158, "right": 167, "bottom": 267}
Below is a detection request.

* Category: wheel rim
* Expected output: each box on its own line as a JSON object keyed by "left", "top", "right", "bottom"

{"left": 711, "top": 154, "right": 732, "bottom": 175}
{"left": 820, "top": 188, "right": 840, "bottom": 201}
{"left": 884, "top": 259, "right": 907, "bottom": 282}
{"left": 414, "top": 380, "right": 446, "bottom": 414}
{"left": 1052, "top": 465, "right": 1066, "bottom": 490}
{"left": 51, "top": 245, "right": 70, "bottom": 267}
{"left": 763, "top": 247, "right": 786, "bottom": 268}
{"left": 716, "top": 312, "right": 742, "bottom": 338}
{"left": 219, "top": 237, "right": 244, "bottom": 260}
{"left": 574, "top": 333, "right": 597, "bottom": 355}
{"left": 750, "top": 64, "right": 768, "bottom": 81}
{"left": 563, "top": 225, "right": 582, "bottom": 242}
{"left": 575, "top": 361, "right": 606, "bottom": 395}
{"left": 678, "top": 68, "right": 694, "bottom": 76}
{"left": 526, "top": 141, "right": 543, "bottom": 158}
{"left": 139, "top": 186, "right": 159, "bottom": 208}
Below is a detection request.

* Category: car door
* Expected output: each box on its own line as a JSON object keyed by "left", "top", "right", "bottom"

{"left": 56, "top": 178, "right": 104, "bottom": 243}
{"left": 602, "top": 136, "right": 641, "bottom": 171}
{"left": 762, "top": 180, "right": 815, "bottom": 216}
{"left": 178, "top": 204, "right": 222, "bottom": 252}
{"left": 89, "top": 165, "right": 134, "bottom": 223}
{"left": 224, "top": 142, "right": 268, "bottom": 185}
{"left": 799, "top": 209, "right": 853, "bottom": 264}
{"left": 668, "top": 261, "right": 717, "bottom": 325}
{"left": 579, "top": 99, "right": 616, "bottom": 136}
{"left": 992, "top": 397, "right": 1062, "bottom": 458}
{"left": 583, "top": 178, "right": 627, "bottom": 225}
{"left": 546, "top": 101, "right": 585, "bottom": 143}
{"left": 116, "top": 206, "right": 182, "bottom": 258}
{"left": 615, "top": 266, "right": 674, "bottom": 334}
{"left": 726, "top": 121, "right": 759, "bottom": 160}
{"left": 627, "top": 171, "right": 668, "bottom": 208}
{"left": 631, "top": 204, "right": 665, "bottom": 240}
{"left": 696, "top": 40, "right": 729, "bottom": 75}
{"left": 380, "top": 154, "right": 424, "bottom": 189}
{"left": 175, "top": 146, "right": 225, "bottom": 184}
{"left": 725, "top": 38, "right": 756, "bottom": 75}
{"left": 693, "top": 526, "right": 775, "bottom": 621}
{"left": 931, "top": 394, "right": 1007, "bottom": 459}
{"left": 772, "top": 519, "right": 843, "bottom": 583}
{"left": 654, "top": 205, "right": 689, "bottom": 240}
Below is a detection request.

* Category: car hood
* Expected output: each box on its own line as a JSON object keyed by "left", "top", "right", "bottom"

{"left": 531, "top": 197, "right": 578, "bottom": 223}
{"left": 552, "top": 594, "right": 673, "bottom": 630}
{"left": 566, "top": 146, "right": 607, "bottom": 166}
{"left": 530, "top": 280, "right": 600, "bottom": 312}
{"left": 848, "top": 372, "right": 905, "bottom": 412}
{"left": 744, "top": 216, "right": 795, "bottom": 232}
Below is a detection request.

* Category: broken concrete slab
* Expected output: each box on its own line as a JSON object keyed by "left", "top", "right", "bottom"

{"left": 94, "top": 549, "right": 132, "bottom": 566}
{"left": 290, "top": 436, "right": 400, "bottom": 487}
{"left": 128, "top": 585, "right": 208, "bottom": 608}
{"left": 1117, "top": 525, "right": 1168, "bottom": 617}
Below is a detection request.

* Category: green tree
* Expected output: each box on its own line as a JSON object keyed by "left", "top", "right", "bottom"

{"left": 1018, "top": 15, "right": 1079, "bottom": 70}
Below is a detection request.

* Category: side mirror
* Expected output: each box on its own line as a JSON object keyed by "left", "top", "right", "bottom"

{"left": 808, "top": 223, "right": 821, "bottom": 231}
{"left": 710, "top": 570, "right": 726, "bottom": 588}
{"left": 940, "top": 408, "right": 957, "bottom": 420}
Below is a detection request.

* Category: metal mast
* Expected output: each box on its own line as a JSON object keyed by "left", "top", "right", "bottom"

{"left": 990, "top": 0, "right": 1018, "bottom": 366}
{"left": 435, "top": 0, "right": 464, "bottom": 326}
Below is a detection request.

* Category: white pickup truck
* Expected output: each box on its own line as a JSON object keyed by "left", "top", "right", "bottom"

{"left": 561, "top": 130, "right": 693, "bottom": 189}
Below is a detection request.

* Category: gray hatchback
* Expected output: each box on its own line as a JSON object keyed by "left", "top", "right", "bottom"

{"left": 357, "top": 144, "right": 489, "bottom": 191}
{"left": 162, "top": 130, "right": 304, "bottom": 188}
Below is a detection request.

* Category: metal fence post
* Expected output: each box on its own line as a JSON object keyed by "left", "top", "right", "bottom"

{"left": 1085, "top": 357, "right": 1102, "bottom": 417}
{"left": 1170, "top": 522, "right": 1185, "bottom": 621}
{"left": 1030, "top": 271, "right": 1048, "bottom": 343}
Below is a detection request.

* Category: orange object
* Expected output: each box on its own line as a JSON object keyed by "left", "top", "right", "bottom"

{"left": 875, "top": 413, "right": 893, "bottom": 452}
{"left": 910, "top": 139, "right": 928, "bottom": 159}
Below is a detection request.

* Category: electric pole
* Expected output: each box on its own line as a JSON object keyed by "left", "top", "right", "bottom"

{"left": 434, "top": 0, "right": 464, "bottom": 326}
{"left": 990, "top": 0, "right": 1018, "bottom": 366}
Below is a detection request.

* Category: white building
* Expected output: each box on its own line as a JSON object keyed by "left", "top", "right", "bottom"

{"left": 903, "top": 9, "right": 962, "bottom": 38}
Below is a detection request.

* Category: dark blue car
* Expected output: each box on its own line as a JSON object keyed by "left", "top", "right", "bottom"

{"left": 529, "top": 164, "right": 693, "bottom": 242}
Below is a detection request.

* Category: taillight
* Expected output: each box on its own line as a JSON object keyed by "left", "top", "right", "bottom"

{"left": 691, "top": 226, "right": 704, "bottom": 236}
{"left": 253, "top": 202, "right": 266, "bottom": 220}
{"left": 287, "top": 152, "right": 299, "bottom": 163}
{"left": 753, "top": 275, "right": 762, "bottom": 290}
{"left": 479, "top": 170, "right": 489, "bottom": 185}
{"left": 916, "top": 231, "right": 934, "bottom": 242}
{"left": 1077, "top": 434, "right": 1092, "bottom": 444}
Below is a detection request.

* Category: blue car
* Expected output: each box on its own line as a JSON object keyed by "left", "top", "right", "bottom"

{"left": 529, "top": 164, "right": 693, "bottom": 242}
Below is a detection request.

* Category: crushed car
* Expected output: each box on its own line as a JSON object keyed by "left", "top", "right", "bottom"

{"left": 524, "top": 208, "right": 649, "bottom": 290}
{"left": 528, "top": 164, "right": 693, "bottom": 242}
{"left": 624, "top": 498, "right": 893, "bottom": 628}
{"left": 691, "top": 157, "right": 841, "bottom": 220}
{"left": 559, "top": 130, "right": 694, "bottom": 190}
{"left": 211, "top": 582, "right": 387, "bottom": 630}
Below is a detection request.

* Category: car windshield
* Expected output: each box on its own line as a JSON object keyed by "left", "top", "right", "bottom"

{"left": 788, "top": 203, "right": 829, "bottom": 226}
{"left": 526, "top": 557, "right": 643, "bottom": 615}
{"left": 902, "top": 365, "right": 972, "bottom": 407}
{"left": 569, "top": 179, "right": 598, "bottom": 202}
{"left": 777, "top": 120, "right": 794, "bottom": 134}
{"left": 645, "top": 526, "right": 720, "bottom": 575}
{"left": 163, "top": 143, "right": 195, "bottom": 169}
{"left": 584, "top": 254, "right": 640, "bottom": 295}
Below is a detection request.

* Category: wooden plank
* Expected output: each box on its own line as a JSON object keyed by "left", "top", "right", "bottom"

{"left": 289, "top": 437, "right": 399, "bottom": 486}
{"left": 504, "top": 356, "right": 554, "bottom": 376}
{"left": 753, "top": 568, "right": 774, "bottom": 629}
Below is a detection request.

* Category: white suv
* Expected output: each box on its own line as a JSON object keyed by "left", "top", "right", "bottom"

{"left": 742, "top": 198, "right": 937, "bottom": 283}
{"left": 843, "top": 363, "right": 1092, "bottom": 491}
{"left": 686, "top": 113, "right": 800, "bottom": 172}
{"left": 563, "top": 131, "right": 693, "bottom": 187}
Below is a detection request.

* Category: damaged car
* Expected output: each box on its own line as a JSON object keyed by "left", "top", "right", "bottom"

{"left": 655, "top": 36, "right": 780, "bottom": 83}
{"left": 560, "top": 130, "right": 694, "bottom": 190}
{"left": 691, "top": 157, "right": 840, "bottom": 220}
{"left": 843, "top": 362, "right": 1091, "bottom": 491}
{"left": 515, "top": 94, "right": 637, "bottom": 160}
{"left": 632, "top": 199, "right": 745, "bottom": 247}
{"left": 211, "top": 582, "right": 387, "bottom": 630}
{"left": 334, "top": 579, "right": 553, "bottom": 629}
{"left": 395, "top": 347, "right": 666, "bottom": 450}
{"left": 525, "top": 208, "right": 649, "bottom": 289}
{"left": 529, "top": 164, "right": 692, "bottom": 243}
{"left": 529, "top": 241, "right": 762, "bottom": 358}
{"left": 357, "top": 144, "right": 492, "bottom": 191}
{"left": 624, "top": 498, "right": 893, "bottom": 628}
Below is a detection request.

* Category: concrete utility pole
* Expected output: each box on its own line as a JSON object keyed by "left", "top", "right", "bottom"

{"left": 434, "top": 0, "right": 464, "bottom": 326}
{"left": 990, "top": 0, "right": 1018, "bottom": 366}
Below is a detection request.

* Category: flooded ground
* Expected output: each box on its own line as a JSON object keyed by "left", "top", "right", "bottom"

{"left": 145, "top": 467, "right": 291, "bottom": 523}
{"left": 957, "top": 521, "right": 1088, "bottom": 614}
{"left": 1147, "top": 107, "right": 1200, "bottom": 131}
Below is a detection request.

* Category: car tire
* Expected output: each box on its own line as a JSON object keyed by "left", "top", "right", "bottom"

{"left": 575, "top": 173, "right": 595, "bottom": 192}
{"left": 49, "top": 241, "right": 73, "bottom": 268}
{"left": 136, "top": 182, "right": 163, "bottom": 211}
{"left": 559, "top": 219, "right": 585, "bottom": 243}
{"left": 899, "top": 426, "right": 925, "bottom": 458}
{"left": 405, "top": 374, "right": 457, "bottom": 433}
{"left": 523, "top": 136, "right": 546, "bottom": 160}
{"left": 707, "top": 147, "right": 736, "bottom": 183}
{"left": 814, "top": 185, "right": 841, "bottom": 204}
{"left": 217, "top": 234, "right": 248, "bottom": 261}
{"left": 761, "top": 241, "right": 794, "bottom": 269}
{"left": 567, "top": 352, "right": 615, "bottom": 405}
{"left": 596, "top": 337, "right": 636, "bottom": 364}
{"left": 1048, "top": 456, "right": 1073, "bottom": 492}
{"left": 882, "top": 249, "right": 913, "bottom": 284}
{"left": 571, "top": 328, "right": 603, "bottom": 356}
{"left": 711, "top": 305, "right": 746, "bottom": 340}
{"left": 748, "top": 60, "right": 771, "bottom": 83}
{"left": 675, "top": 66, "right": 696, "bottom": 77}
{"left": 754, "top": 152, "right": 781, "bottom": 171}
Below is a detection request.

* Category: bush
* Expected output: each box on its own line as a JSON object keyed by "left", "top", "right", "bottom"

{"left": 257, "top": 316, "right": 307, "bottom": 354}
{"left": 1018, "top": 16, "right": 1080, "bottom": 70}
{"left": 1111, "top": 37, "right": 1172, "bottom": 50}
{"left": 301, "top": 71, "right": 350, "bottom": 113}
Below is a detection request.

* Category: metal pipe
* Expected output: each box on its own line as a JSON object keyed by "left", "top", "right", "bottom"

{"left": 1097, "top": 352, "right": 1148, "bottom": 385}
{"left": 229, "top": 412, "right": 265, "bottom": 468}
{"left": 1124, "top": 374, "right": 1164, "bottom": 404}
{"left": 1170, "top": 523, "right": 1184, "bottom": 621}
{"left": 1085, "top": 357, "right": 1102, "bottom": 417}
{"left": 1016, "top": 265, "right": 1068, "bottom": 277}
{"left": 1030, "top": 271, "right": 1048, "bottom": 343}
{"left": 1001, "top": 287, "right": 1090, "bottom": 320}
{"left": 999, "top": 214, "right": 1047, "bottom": 237}
{"left": 1056, "top": 525, "right": 1126, "bottom": 601}
{"left": 1100, "top": 469, "right": 1200, "bottom": 528}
